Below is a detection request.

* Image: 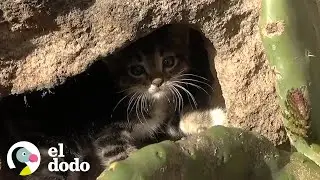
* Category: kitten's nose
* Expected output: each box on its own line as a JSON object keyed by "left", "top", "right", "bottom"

{"left": 152, "top": 78, "right": 163, "bottom": 87}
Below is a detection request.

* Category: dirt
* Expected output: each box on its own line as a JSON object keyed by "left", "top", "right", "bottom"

{"left": 0, "top": 0, "right": 287, "bottom": 145}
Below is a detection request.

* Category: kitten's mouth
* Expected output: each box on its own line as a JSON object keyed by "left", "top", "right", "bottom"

{"left": 148, "top": 84, "right": 160, "bottom": 94}
{"left": 148, "top": 85, "right": 164, "bottom": 99}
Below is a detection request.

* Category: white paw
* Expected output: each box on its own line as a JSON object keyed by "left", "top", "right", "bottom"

{"left": 179, "top": 107, "right": 227, "bottom": 135}
{"left": 209, "top": 108, "right": 227, "bottom": 126}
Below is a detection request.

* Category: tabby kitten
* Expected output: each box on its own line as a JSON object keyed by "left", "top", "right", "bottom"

{"left": 95, "top": 25, "right": 227, "bottom": 168}
{"left": 1, "top": 26, "right": 226, "bottom": 180}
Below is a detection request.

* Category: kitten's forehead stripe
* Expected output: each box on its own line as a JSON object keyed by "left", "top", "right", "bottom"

{"left": 137, "top": 51, "right": 145, "bottom": 61}
{"left": 137, "top": 45, "right": 159, "bottom": 76}
{"left": 159, "top": 47, "right": 164, "bottom": 57}
{"left": 155, "top": 47, "right": 163, "bottom": 72}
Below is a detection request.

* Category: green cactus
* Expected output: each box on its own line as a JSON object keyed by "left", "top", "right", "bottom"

{"left": 97, "top": 126, "right": 320, "bottom": 180}
{"left": 259, "top": 0, "right": 320, "bottom": 166}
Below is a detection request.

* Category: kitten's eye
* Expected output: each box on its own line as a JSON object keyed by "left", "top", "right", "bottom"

{"left": 163, "top": 56, "right": 176, "bottom": 68}
{"left": 129, "top": 65, "right": 145, "bottom": 77}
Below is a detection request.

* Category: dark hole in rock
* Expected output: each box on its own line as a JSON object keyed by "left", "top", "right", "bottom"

{"left": 0, "top": 24, "right": 225, "bottom": 178}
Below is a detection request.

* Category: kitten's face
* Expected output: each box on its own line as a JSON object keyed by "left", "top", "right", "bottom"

{"left": 106, "top": 26, "right": 193, "bottom": 107}
{"left": 119, "top": 46, "right": 190, "bottom": 100}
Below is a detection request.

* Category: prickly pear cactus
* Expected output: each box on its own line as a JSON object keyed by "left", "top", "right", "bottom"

{"left": 97, "top": 126, "right": 320, "bottom": 180}
{"left": 259, "top": 0, "right": 320, "bottom": 166}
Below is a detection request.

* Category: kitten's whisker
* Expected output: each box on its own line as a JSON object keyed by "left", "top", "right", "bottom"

{"left": 151, "top": 96, "right": 156, "bottom": 106}
{"left": 135, "top": 94, "right": 143, "bottom": 124}
{"left": 174, "top": 86, "right": 183, "bottom": 112}
{"left": 186, "top": 93, "right": 194, "bottom": 110}
{"left": 172, "top": 83, "right": 185, "bottom": 109}
{"left": 163, "top": 92, "right": 171, "bottom": 104}
{"left": 140, "top": 93, "right": 147, "bottom": 121}
{"left": 136, "top": 94, "right": 152, "bottom": 135}
{"left": 137, "top": 93, "right": 148, "bottom": 127}
{"left": 168, "top": 70, "right": 187, "bottom": 82}
{"left": 112, "top": 94, "right": 131, "bottom": 113}
{"left": 169, "top": 85, "right": 179, "bottom": 111}
{"left": 175, "top": 73, "right": 210, "bottom": 82}
{"left": 176, "top": 86, "right": 184, "bottom": 112}
{"left": 168, "top": 88, "right": 178, "bottom": 111}
{"left": 179, "top": 78, "right": 214, "bottom": 92}
{"left": 127, "top": 92, "right": 138, "bottom": 123}
{"left": 144, "top": 95, "right": 150, "bottom": 113}
{"left": 173, "top": 84, "right": 198, "bottom": 109}
{"left": 141, "top": 94, "right": 147, "bottom": 113}
{"left": 127, "top": 93, "right": 138, "bottom": 112}
{"left": 140, "top": 94, "right": 155, "bottom": 135}
{"left": 176, "top": 69, "right": 187, "bottom": 76}
{"left": 173, "top": 90, "right": 178, "bottom": 111}
{"left": 172, "top": 81, "right": 210, "bottom": 96}
{"left": 116, "top": 87, "right": 136, "bottom": 93}
{"left": 171, "top": 85, "right": 183, "bottom": 112}
{"left": 126, "top": 95, "right": 134, "bottom": 122}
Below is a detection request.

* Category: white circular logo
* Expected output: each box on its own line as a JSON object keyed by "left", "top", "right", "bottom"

{"left": 7, "top": 141, "right": 41, "bottom": 176}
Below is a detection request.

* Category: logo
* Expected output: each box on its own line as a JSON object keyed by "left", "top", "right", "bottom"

{"left": 48, "top": 143, "right": 90, "bottom": 172}
{"left": 7, "top": 141, "right": 41, "bottom": 176}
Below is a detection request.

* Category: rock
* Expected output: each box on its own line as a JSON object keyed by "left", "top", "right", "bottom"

{"left": 0, "top": 0, "right": 286, "bottom": 144}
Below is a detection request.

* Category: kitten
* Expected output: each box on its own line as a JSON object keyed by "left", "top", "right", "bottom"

{"left": 0, "top": 25, "right": 227, "bottom": 180}
{"left": 96, "top": 25, "right": 227, "bottom": 169}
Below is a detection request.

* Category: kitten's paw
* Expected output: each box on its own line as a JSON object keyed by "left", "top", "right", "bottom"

{"left": 209, "top": 108, "right": 227, "bottom": 126}
{"left": 97, "top": 144, "right": 137, "bottom": 168}
{"left": 179, "top": 107, "right": 227, "bottom": 135}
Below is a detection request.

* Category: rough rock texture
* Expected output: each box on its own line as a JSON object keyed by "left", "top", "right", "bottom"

{"left": 0, "top": 0, "right": 286, "bottom": 145}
